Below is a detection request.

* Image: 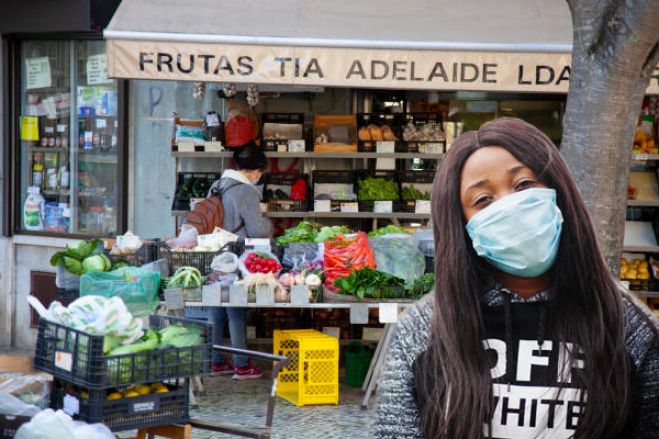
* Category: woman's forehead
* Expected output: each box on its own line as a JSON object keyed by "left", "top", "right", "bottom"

{"left": 461, "top": 147, "right": 525, "bottom": 182}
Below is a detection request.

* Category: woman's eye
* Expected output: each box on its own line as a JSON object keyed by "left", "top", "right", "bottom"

{"left": 475, "top": 196, "right": 492, "bottom": 206}
{"left": 515, "top": 180, "right": 535, "bottom": 191}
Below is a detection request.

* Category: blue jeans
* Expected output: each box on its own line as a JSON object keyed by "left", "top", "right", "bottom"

{"left": 184, "top": 307, "right": 248, "bottom": 367}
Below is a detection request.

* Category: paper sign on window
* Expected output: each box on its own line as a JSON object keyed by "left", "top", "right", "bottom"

{"left": 20, "top": 116, "right": 39, "bottom": 141}
{"left": 25, "top": 57, "right": 52, "bottom": 90}
{"left": 86, "top": 54, "right": 112, "bottom": 85}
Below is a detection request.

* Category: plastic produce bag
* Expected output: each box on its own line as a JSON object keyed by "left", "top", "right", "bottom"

{"left": 323, "top": 232, "right": 375, "bottom": 289}
{"left": 0, "top": 373, "right": 51, "bottom": 408}
{"left": 369, "top": 234, "right": 426, "bottom": 286}
{"left": 0, "top": 392, "right": 41, "bottom": 417}
{"left": 282, "top": 243, "right": 321, "bottom": 271}
{"left": 166, "top": 224, "right": 198, "bottom": 249}
{"left": 55, "top": 265, "right": 79, "bottom": 290}
{"left": 225, "top": 101, "right": 258, "bottom": 147}
{"left": 14, "top": 409, "right": 114, "bottom": 439}
{"left": 79, "top": 267, "right": 160, "bottom": 317}
{"left": 211, "top": 252, "right": 239, "bottom": 274}
{"left": 47, "top": 296, "right": 143, "bottom": 345}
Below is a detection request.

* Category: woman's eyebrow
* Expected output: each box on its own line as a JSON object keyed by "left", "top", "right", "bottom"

{"left": 465, "top": 179, "right": 489, "bottom": 192}
{"left": 508, "top": 165, "right": 527, "bottom": 175}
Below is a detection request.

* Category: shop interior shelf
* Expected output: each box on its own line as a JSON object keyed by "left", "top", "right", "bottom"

{"left": 632, "top": 153, "right": 659, "bottom": 161}
{"left": 171, "top": 151, "right": 443, "bottom": 160}
{"left": 622, "top": 245, "right": 659, "bottom": 253}
{"left": 171, "top": 210, "right": 430, "bottom": 220}
{"left": 627, "top": 199, "right": 659, "bottom": 207}
{"left": 632, "top": 291, "right": 659, "bottom": 298}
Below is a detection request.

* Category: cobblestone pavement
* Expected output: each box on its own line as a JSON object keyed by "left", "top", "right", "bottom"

{"left": 188, "top": 373, "right": 377, "bottom": 438}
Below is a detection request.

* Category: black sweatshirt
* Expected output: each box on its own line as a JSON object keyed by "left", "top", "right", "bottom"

{"left": 376, "top": 285, "right": 659, "bottom": 438}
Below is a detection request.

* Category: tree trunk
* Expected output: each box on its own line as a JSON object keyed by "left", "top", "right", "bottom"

{"left": 561, "top": 0, "right": 659, "bottom": 273}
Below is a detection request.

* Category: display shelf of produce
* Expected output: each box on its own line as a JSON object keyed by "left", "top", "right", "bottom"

{"left": 632, "top": 291, "right": 659, "bottom": 298}
{"left": 171, "top": 151, "right": 444, "bottom": 160}
{"left": 183, "top": 301, "right": 416, "bottom": 309}
{"left": 622, "top": 245, "right": 659, "bottom": 253}
{"left": 632, "top": 153, "right": 659, "bottom": 161}
{"left": 171, "top": 210, "right": 431, "bottom": 220}
{"left": 627, "top": 199, "right": 659, "bottom": 207}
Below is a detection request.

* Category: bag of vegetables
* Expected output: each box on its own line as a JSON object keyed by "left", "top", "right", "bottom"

{"left": 368, "top": 233, "right": 426, "bottom": 286}
{"left": 79, "top": 267, "right": 160, "bottom": 317}
{"left": 323, "top": 232, "right": 376, "bottom": 290}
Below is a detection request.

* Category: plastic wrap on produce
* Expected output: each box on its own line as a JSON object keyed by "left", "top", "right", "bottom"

{"left": 369, "top": 234, "right": 426, "bottom": 285}
{"left": 282, "top": 243, "right": 322, "bottom": 271}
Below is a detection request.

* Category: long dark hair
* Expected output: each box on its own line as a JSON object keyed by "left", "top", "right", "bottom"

{"left": 419, "top": 117, "right": 630, "bottom": 438}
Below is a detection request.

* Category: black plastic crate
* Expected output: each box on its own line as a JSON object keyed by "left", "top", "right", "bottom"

{"left": 313, "top": 170, "right": 356, "bottom": 185}
{"left": 356, "top": 170, "right": 400, "bottom": 212}
{"left": 171, "top": 172, "right": 220, "bottom": 212}
{"left": 312, "top": 170, "right": 357, "bottom": 210}
{"left": 399, "top": 113, "right": 446, "bottom": 153}
{"left": 263, "top": 173, "right": 309, "bottom": 212}
{"left": 0, "top": 414, "right": 31, "bottom": 439}
{"left": 159, "top": 246, "right": 221, "bottom": 276}
{"left": 261, "top": 113, "right": 305, "bottom": 152}
{"left": 104, "top": 240, "right": 161, "bottom": 267}
{"left": 356, "top": 113, "right": 403, "bottom": 153}
{"left": 51, "top": 378, "right": 189, "bottom": 432}
{"left": 34, "top": 315, "right": 212, "bottom": 389}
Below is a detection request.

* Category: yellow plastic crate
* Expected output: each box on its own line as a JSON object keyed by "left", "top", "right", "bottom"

{"left": 273, "top": 329, "right": 339, "bottom": 406}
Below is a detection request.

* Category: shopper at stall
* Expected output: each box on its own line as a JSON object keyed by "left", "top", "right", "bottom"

{"left": 376, "top": 118, "right": 659, "bottom": 438}
{"left": 188, "top": 141, "right": 271, "bottom": 380}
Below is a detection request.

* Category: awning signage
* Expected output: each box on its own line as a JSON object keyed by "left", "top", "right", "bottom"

{"left": 107, "top": 39, "right": 659, "bottom": 94}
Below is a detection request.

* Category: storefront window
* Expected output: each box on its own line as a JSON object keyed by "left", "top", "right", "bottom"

{"left": 18, "top": 40, "right": 122, "bottom": 236}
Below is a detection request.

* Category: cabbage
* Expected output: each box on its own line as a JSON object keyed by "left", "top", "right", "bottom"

{"left": 158, "top": 324, "right": 203, "bottom": 349}
{"left": 82, "top": 255, "right": 108, "bottom": 274}
{"left": 63, "top": 256, "right": 82, "bottom": 275}
{"left": 108, "top": 329, "right": 159, "bottom": 356}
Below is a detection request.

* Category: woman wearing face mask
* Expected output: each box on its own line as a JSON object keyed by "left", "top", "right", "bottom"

{"left": 187, "top": 141, "right": 271, "bottom": 380}
{"left": 376, "top": 118, "right": 659, "bottom": 438}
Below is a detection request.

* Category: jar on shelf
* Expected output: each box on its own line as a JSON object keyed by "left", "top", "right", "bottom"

{"left": 46, "top": 168, "right": 58, "bottom": 190}
{"left": 32, "top": 163, "right": 44, "bottom": 186}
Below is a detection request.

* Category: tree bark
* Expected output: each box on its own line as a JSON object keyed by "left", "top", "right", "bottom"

{"left": 561, "top": 0, "right": 659, "bottom": 273}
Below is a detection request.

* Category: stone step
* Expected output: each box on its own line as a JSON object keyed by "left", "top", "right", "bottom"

{"left": 0, "top": 349, "right": 35, "bottom": 373}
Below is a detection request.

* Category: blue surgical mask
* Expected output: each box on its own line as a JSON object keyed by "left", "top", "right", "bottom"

{"left": 465, "top": 188, "right": 563, "bottom": 278}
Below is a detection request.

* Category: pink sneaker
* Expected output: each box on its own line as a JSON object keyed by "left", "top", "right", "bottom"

{"left": 232, "top": 362, "right": 263, "bottom": 380}
{"left": 211, "top": 361, "right": 234, "bottom": 376}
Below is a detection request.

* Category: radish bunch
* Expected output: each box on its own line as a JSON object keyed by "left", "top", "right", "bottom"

{"left": 244, "top": 252, "right": 282, "bottom": 274}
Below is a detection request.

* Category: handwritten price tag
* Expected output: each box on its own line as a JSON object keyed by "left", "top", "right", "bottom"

{"left": 314, "top": 200, "right": 331, "bottom": 212}
{"left": 374, "top": 201, "right": 393, "bottom": 213}
{"left": 341, "top": 202, "right": 359, "bottom": 213}
{"left": 415, "top": 200, "right": 431, "bottom": 214}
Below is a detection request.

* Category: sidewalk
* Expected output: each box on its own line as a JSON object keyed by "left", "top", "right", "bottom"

{"left": 189, "top": 373, "right": 377, "bottom": 439}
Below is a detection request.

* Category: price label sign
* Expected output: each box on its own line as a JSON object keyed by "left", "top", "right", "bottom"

{"left": 376, "top": 141, "right": 395, "bottom": 153}
{"left": 245, "top": 238, "right": 271, "bottom": 248}
{"left": 63, "top": 394, "right": 80, "bottom": 416}
{"left": 204, "top": 141, "right": 223, "bottom": 151}
{"left": 177, "top": 141, "right": 195, "bottom": 152}
{"left": 55, "top": 351, "right": 73, "bottom": 372}
{"left": 415, "top": 200, "right": 431, "bottom": 214}
{"left": 277, "top": 143, "right": 288, "bottom": 152}
{"left": 202, "top": 285, "right": 221, "bottom": 306}
{"left": 323, "top": 327, "right": 341, "bottom": 339}
{"left": 426, "top": 142, "right": 444, "bottom": 154}
{"left": 164, "top": 289, "right": 184, "bottom": 309}
{"left": 635, "top": 154, "right": 650, "bottom": 161}
{"left": 288, "top": 139, "right": 306, "bottom": 152}
{"left": 314, "top": 199, "right": 331, "bottom": 212}
{"left": 374, "top": 201, "right": 393, "bottom": 213}
{"left": 350, "top": 304, "right": 370, "bottom": 324}
{"left": 95, "top": 118, "right": 107, "bottom": 129}
{"left": 379, "top": 303, "right": 400, "bottom": 324}
{"left": 341, "top": 202, "right": 359, "bottom": 213}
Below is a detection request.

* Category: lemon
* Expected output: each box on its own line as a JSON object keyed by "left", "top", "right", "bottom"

{"left": 136, "top": 385, "right": 151, "bottom": 396}
{"left": 107, "top": 392, "right": 122, "bottom": 401}
{"left": 123, "top": 391, "right": 140, "bottom": 398}
{"left": 150, "top": 383, "right": 167, "bottom": 392}
{"left": 80, "top": 391, "right": 89, "bottom": 400}
{"left": 155, "top": 387, "right": 169, "bottom": 393}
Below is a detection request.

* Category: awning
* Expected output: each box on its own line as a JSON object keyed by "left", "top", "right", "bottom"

{"left": 105, "top": 0, "right": 659, "bottom": 93}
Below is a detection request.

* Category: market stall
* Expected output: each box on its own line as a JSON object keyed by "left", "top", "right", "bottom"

{"left": 6, "top": 0, "right": 659, "bottom": 436}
